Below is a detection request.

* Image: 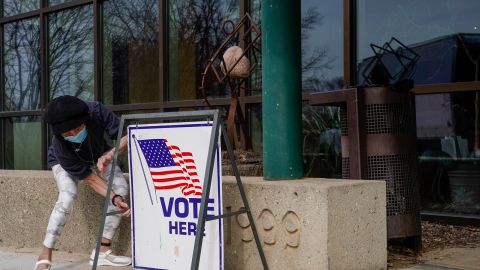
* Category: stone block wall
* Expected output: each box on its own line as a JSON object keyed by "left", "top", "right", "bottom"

{"left": 0, "top": 171, "right": 386, "bottom": 270}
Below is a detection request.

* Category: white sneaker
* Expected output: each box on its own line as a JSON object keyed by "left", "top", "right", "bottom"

{"left": 89, "top": 249, "right": 132, "bottom": 266}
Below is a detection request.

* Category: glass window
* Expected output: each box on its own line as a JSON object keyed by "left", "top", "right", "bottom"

{"left": 3, "top": 0, "right": 39, "bottom": 17}
{"left": 103, "top": 109, "right": 158, "bottom": 172}
{"left": 167, "top": 0, "right": 239, "bottom": 101}
{"left": 302, "top": 0, "right": 344, "bottom": 92}
{"left": 302, "top": 104, "right": 341, "bottom": 177}
{"left": 48, "top": 0, "right": 72, "bottom": 6}
{"left": 48, "top": 5, "right": 94, "bottom": 100}
{"left": 248, "top": 0, "right": 262, "bottom": 96}
{"left": 417, "top": 91, "right": 480, "bottom": 215}
{"left": 3, "top": 18, "right": 40, "bottom": 111}
{"left": 4, "top": 116, "right": 42, "bottom": 170}
{"left": 249, "top": 0, "right": 344, "bottom": 93}
{"left": 357, "top": 0, "right": 480, "bottom": 85}
{"left": 250, "top": 0, "right": 261, "bottom": 27}
{"left": 247, "top": 104, "right": 262, "bottom": 152}
{"left": 102, "top": 0, "right": 160, "bottom": 105}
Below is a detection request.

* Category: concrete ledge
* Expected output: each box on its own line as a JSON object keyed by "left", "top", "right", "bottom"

{"left": 223, "top": 177, "right": 387, "bottom": 270}
{"left": 0, "top": 170, "right": 132, "bottom": 256}
{"left": 0, "top": 171, "right": 386, "bottom": 270}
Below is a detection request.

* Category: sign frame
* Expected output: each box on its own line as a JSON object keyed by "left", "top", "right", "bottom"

{"left": 91, "top": 110, "right": 268, "bottom": 270}
{"left": 128, "top": 121, "right": 223, "bottom": 269}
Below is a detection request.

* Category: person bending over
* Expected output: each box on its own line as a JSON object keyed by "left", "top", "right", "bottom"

{"left": 34, "top": 95, "right": 131, "bottom": 270}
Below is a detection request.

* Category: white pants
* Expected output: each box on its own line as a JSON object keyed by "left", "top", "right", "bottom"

{"left": 43, "top": 164, "right": 129, "bottom": 248}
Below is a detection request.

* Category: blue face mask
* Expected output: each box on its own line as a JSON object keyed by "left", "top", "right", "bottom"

{"left": 64, "top": 127, "right": 88, "bottom": 144}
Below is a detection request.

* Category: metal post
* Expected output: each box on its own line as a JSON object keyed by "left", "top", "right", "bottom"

{"left": 262, "top": 0, "right": 303, "bottom": 179}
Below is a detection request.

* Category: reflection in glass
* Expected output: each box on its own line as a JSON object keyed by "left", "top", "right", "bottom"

{"left": 417, "top": 91, "right": 480, "bottom": 214}
{"left": 4, "top": 116, "right": 41, "bottom": 170}
{"left": 302, "top": 104, "right": 341, "bottom": 177}
{"left": 249, "top": 0, "right": 262, "bottom": 95}
{"left": 3, "top": 19, "right": 40, "bottom": 111}
{"left": 48, "top": 0, "right": 72, "bottom": 6}
{"left": 3, "top": 0, "right": 39, "bottom": 17}
{"left": 250, "top": 0, "right": 261, "bottom": 27}
{"left": 102, "top": 109, "right": 154, "bottom": 172}
{"left": 103, "top": 0, "right": 160, "bottom": 105}
{"left": 249, "top": 0, "right": 344, "bottom": 93}
{"left": 357, "top": 0, "right": 480, "bottom": 85}
{"left": 48, "top": 5, "right": 93, "bottom": 100}
{"left": 301, "top": 0, "right": 344, "bottom": 91}
{"left": 168, "top": 0, "right": 239, "bottom": 100}
{"left": 247, "top": 104, "right": 262, "bottom": 152}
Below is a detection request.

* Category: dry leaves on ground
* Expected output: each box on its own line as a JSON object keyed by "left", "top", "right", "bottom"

{"left": 421, "top": 221, "right": 480, "bottom": 251}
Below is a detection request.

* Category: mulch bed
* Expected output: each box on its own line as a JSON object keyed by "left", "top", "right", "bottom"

{"left": 388, "top": 221, "right": 480, "bottom": 269}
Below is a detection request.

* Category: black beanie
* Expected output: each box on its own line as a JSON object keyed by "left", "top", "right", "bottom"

{"left": 45, "top": 95, "right": 90, "bottom": 135}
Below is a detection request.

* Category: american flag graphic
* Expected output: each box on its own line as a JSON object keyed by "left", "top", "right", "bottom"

{"left": 137, "top": 139, "right": 202, "bottom": 197}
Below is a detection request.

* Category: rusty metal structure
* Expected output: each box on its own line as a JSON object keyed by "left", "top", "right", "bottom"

{"left": 199, "top": 13, "right": 261, "bottom": 149}
{"left": 310, "top": 86, "right": 421, "bottom": 248}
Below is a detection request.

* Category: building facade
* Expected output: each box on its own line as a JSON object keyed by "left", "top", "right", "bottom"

{"left": 1, "top": 1, "right": 479, "bottom": 218}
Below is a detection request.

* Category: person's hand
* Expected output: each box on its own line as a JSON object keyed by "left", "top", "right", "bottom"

{"left": 97, "top": 148, "right": 115, "bottom": 174}
{"left": 113, "top": 196, "right": 131, "bottom": 217}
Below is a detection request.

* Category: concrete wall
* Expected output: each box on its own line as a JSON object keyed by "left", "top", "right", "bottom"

{"left": 0, "top": 170, "right": 131, "bottom": 256}
{"left": 0, "top": 171, "right": 386, "bottom": 270}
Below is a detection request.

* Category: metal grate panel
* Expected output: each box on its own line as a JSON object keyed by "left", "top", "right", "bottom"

{"left": 340, "top": 105, "right": 348, "bottom": 136}
{"left": 365, "top": 103, "right": 411, "bottom": 134}
{"left": 367, "top": 154, "right": 419, "bottom": 216}
{"left": 342, "top": 157, "right": 350, "bottom": 179}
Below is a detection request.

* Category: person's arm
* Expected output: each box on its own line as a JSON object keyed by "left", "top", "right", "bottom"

{"left": 97, "top": 135, "right": 128, "bottom": 174}
{"left": 84, "top": 171, "right": 131, "bottom": 217}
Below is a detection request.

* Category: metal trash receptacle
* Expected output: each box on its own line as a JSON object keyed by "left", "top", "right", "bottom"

{"left": 341, "top": 86, "right": 421, "bottom": 243}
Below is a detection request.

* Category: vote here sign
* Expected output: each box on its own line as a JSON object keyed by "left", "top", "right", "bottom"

{"left": 128, "top": 121, "right": 223, "bottom": 270}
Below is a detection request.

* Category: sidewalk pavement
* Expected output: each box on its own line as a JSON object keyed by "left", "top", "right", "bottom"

{"left": 398, "top": 247, "right": 480, "bottom": 270}
{"left": 0, "top": 247, "right": 131, "bottom": 270}
{"left": 1, "top": 246, "right": 479, "bottom": 270}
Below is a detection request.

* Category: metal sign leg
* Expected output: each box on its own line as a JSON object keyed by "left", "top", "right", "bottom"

{"left": 220, "top": 123, "right": 268, "bottom": 270}
{"left": 190, "top": 119, "right": 268, "bottom": 270}
{"left": 190, "top": 112, "right": 221, "bottom": 270}
{"left": 92, "top": 119, "right": 125, "bottom": 270}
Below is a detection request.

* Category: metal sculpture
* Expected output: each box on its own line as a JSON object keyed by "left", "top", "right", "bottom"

{"left": 199, "top": 13, "right": 261, "bottom": 149}
{"left": 361, "top": 37, "right": 419, "bottom": 90}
